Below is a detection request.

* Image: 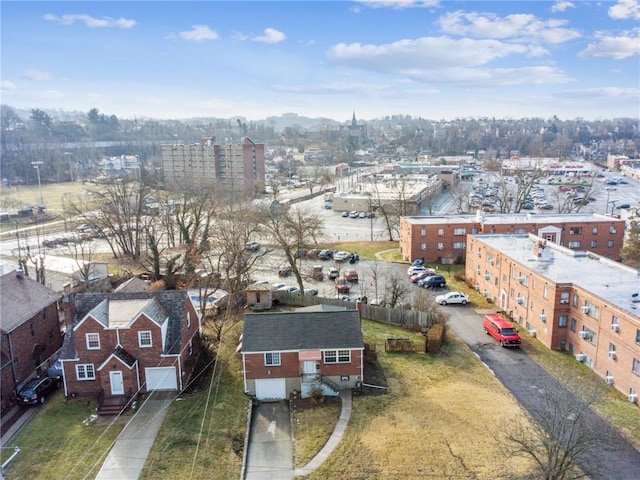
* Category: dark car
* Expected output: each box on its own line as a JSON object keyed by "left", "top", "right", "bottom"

{"left": 17, "top": 377, "right": 58, "bottom": 405}
{"left": 616, "top": 203, "right": 631, "bottom": 209}
{"left": 47, "top": 359, "right": 63, "bottom": 379}
{"left": 417, "top": 275, "right": 447, "bottom": 289}
{"left": 335, "top": 277, "right": 350, "bottom": 293}
{"left": 318, "top": 249, "right": 333, "bottom": 260}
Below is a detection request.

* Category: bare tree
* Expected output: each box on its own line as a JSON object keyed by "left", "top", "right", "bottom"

{"left": 449, "top": 181, "right": 474, "bottom": 214}
{"left": 504, "top": 371, "right": 609, "bottom": 480}
{"left": 63, "top": 235, "right": 100, "bottom": 289}
{"left": 385, "top": 270, "right": 409, "bottom": 308}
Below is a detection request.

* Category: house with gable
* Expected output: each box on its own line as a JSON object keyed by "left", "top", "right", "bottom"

{"left": 241, "top": 309, "right": 364, "bottom": 401}
{"left": 1, "top": 269, "right": 62, "bottom": 413}
{"left": 59, "top": 290, "right": 200, "bottom": 411}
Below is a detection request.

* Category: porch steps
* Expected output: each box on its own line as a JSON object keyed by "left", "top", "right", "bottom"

{"left": 97, "top": 395, "right": 130, "bottom": 416}
{"left": 320, "top": 376, "right": 340, "bottom": 394}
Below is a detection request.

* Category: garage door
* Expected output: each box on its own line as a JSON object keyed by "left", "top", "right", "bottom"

{"left": 145, "top": 367, "right": 177, "bottom": 391}
{"left": 255, "top": 378, "right": 286, "bottom": 400}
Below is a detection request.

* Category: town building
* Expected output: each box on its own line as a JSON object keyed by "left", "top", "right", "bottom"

{"left": 241, "top": 310, "right": 364, "bottom": 400}
{"left": 399, "top": 212, "right": 626, "bottom": 264}
{"left": 1, "top": 269, "right": 62, "bottom": 412}
{"left": 160, "top": 136, "right": 265, "bottom": 191}
{"left": 466, "top": 233, "right": 640, "bottom": 403}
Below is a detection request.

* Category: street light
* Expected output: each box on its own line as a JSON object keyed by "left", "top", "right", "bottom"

{"left": 31, "top": 161, "right": 44, "bottom": 206}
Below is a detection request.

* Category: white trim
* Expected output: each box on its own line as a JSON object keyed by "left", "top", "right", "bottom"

{"left": 85, "top": 332, "right": 100, "bottom": 350}
{"left": 97, "top": 353, "right": 136, "bottom": 371}
{"left": 138, "top": 330, "right": 153, "bottom": 348}
{"left": 76, "top": 363, "right": 96, "bottom": 381}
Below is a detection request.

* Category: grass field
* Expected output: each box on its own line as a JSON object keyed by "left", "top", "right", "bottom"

{"left": 0, "top": 182, "right": 97, "bottom": 211}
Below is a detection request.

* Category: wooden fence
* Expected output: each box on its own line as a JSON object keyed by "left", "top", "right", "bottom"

{"left": 276, "top": 292, "right": 440, "bottom": 330}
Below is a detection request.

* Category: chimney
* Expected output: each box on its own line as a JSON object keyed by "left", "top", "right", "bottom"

{"left": 533, "top": 240, "right": 546, "bottom": 258}
{"left": 475, "top": 207, "right": 485, "bottom": 223}
{"left": 62, "top": 293, "right": 76, "bottom": 329}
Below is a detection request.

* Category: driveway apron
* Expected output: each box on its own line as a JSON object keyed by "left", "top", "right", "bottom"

{"left": 95, "top": 391, "right": 173, "bottom": 480}
{"left": 244, "top": 400, "right": 294, "bottom": 480}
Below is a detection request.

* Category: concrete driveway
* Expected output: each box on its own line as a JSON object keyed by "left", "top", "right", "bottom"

{"left": 95, "top": 391, "right": 173, "bottom": 480}
{"left": 244, "top": 400, "right": 294, "bottom": 480}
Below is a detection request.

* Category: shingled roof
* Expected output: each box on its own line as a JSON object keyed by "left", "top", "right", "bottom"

{"left": 0, "top": 270, "right": 60, "bottom": 333}
{"left": 59, "top": 290, "right": 188, "bottom": 360}
{"left": 242, "top": 310, "right": 363, "bottom": 353}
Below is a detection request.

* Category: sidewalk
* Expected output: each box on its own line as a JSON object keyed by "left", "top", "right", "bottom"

{"left": 1, "top": 405, "right": 38, "bottom": 448}
{"left": 94, "top": 391, "right": 173, "bottom": 480}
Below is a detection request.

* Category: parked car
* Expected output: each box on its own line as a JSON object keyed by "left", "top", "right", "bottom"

{"left": 333, "top": 251, "right": 351, "bottom": 262}
{"left": 407, "top": 265, "right": 430, "bottom": 276}
{"left": 349, "top": 252, "right": 360, "bottom": 263}
{"left": 349, "top": 211, "right": 359, "bottom": 218}
{"left": 343, "top": 269, "right": 359, "bottom": 282}
{"left": 244, "top": 241, "right": 260, "bottom": 251}
{"left": 410, "top": 269, "right": 437, "bottom": 283}
{"left": 369, "top": 298, "right": 386, "bottom": 306}
{"left": 358, "top": 211, "right": 367, "bottom": 218}
{"left": 367, "top": 212, "right": 376, "bottom": 218}
{"left": 435, "top": 292, "right": 469, "bottom": 305}
{"left": 307, "top": 248, "right": 321, "bottom": 259}
{"left": 305, "top": 288, "right": 319, "bottom": 296}
{"left": 270, "top": 283, "right": 287, "bottom": 292}
{"left": 341, "top": 211, "right": 349, "bottom": 217}
{"left": 47, "top": 359, "right": 63, "bottom": 380}
{"left": 318, "top": 249, "right": 334, "bottom": 260}
{"left": 277, "top": 285, "right": 300, "bottom": 294}
{"left": 616, "top": 203, "right": 631, "bottom": 209}
{"left": 17, "top": 376, "right": 58, "bottom": 405}
{"left": 417, "top": 275, "right": 447, "bottom": 288}
{"left": 483, "top": 314, "right": 521, "bottom": 347}
{"left": 278, "top": 263, "right": 292, "bottom": 276}
{"left": 412, "top": 259, "right": 424, "bottom": 267}
{"left": 328, "top": 267, "right": 340, "bottom": 280}
{"left": 335, "top": 277, "right": 350, "bottom": 293}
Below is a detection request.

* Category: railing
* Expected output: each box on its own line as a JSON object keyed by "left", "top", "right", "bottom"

{"left": 320, "top": 376, "right": 340, "bottom": 394}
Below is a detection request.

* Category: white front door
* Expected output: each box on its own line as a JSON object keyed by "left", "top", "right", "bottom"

{"left": 303, "top": 361, "right": 317, "bottom": 374}
{"left": 110, "top": 371, "right": 124, "bottom": 395}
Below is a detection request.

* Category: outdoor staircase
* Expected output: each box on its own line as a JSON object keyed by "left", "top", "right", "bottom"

{"left": 97, "top": 393, "right": 131, "bottom": 416}
{"left": 320, "top": 376, "right": 340, "bottom": 394}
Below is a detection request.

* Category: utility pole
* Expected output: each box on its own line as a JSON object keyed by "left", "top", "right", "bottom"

{"left": 31, "top": 161, "right": 44, "bottom": 206}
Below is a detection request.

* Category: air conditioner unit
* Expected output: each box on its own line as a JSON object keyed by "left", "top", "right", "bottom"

{"left": 560, "top": 299, "right": 569, "bottom": 304}
{"left": 611, "top": 324, "right": 620, "bottom": 332}
{"left": 581, "top": 306, "right": 590, "bottom": 314}
{"left": 517, "top": 297, "right": 525, "bottom": 305}
{"left": 488, "top": 259, "right": 494, "bottom": 265}
{"left": 518, "top": 276, "right": 527, "bottom": 283}
{"left": 605, "top": 375, "right": 614, "bottom": 385}
{"left": 476, "top": 268, "right": 481, "bottom": 274}
{"left": 575, "top": 353, "right": 586, "bottom": 362}
{"left": 629, "top": 393, "right": 638, "bottom": 403}
{"left": 483, "top": 290, "right": 491, "bottom": 297}
{"left": 528, "top": 328, "right": 537, "bottom": 338}
{"left": 608, "top": 351, "right": 617, "bottom": 360}
{"left": 484, "top": 274, "right": 491, "bottom": 280}
{"left": 539, "top": 314, "right": 547, "bottom": 321}
{"left": 578, "top": 331, "right": 589, "bottom": 339}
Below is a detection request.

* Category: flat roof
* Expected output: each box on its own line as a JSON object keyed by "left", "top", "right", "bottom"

{"left": 403, "top": 212, "right": 620, "bottom": 226}
{"left": 473, "top": 234, "right": 640, "bottom": 319}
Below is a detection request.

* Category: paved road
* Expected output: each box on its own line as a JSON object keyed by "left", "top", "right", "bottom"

{"left": 446, "top": 306, "right": 640, "bottom": 479}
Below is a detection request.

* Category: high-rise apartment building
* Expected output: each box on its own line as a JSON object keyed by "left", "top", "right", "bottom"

{"left": 161, "top": 137, "right": 265, "bottom": 191}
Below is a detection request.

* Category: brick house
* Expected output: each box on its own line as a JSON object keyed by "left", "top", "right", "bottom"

{"left": 59, "top": 290, "right": 201, "bottom": 407}
{"left": 399, "top": 212, "right": 626, "bottom": 264}
{"left": 241, "top": 310, "right": 364, "bottom": 401}
{"left": 466, "top": 233, "right": 640, "bottom": 404}
{"left": 0, "top": 269, "right": 62, "bottom": 413}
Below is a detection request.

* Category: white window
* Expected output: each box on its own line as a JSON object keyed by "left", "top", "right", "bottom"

{"left": 76, "top": 364, "right": 95, "bottom": 380}
{"left": 420, "top": 243, "right": 427, "bottom": 251}
{"left": 590, "top": 241, "right": 597, "bottom": 248}
{"left": 437, "top": 243, "right": 444, "bottom": 250}
{"left": 438, "top": 229, "right": 444, "bottom": 237}
{"left": 187, "top": 311, "right": 191, "bottom": 329}
{"left": 633, "top": 358, "right": 640, "bottom": 376}
{"left": 138, "top": 331, "right": 152, "bottom": 348}
{"left": 609, "top": 226, "right": 616, "bottom": 234}
{"left": 324, "top": 349, "right": 351, "bottom": 364}
{"left": 608, "top": 240, "right": 614, "bottom": 248}
{"left": 453, "top": 242, "right": 466, "bottom": 250}
{"left": 86, "top": 333, "right": 100, "bottom": 350}
{"left": 543, "top": 285, "right": 549, "bottom": 299}
{"left": 592, "top": 226, "right": 598, "bottom": 234}
{"left": 264, "top": 352, "right": 280, "bottom": 366}
{"left": 514, "top": 228, "right": 527, "bottom": 234}
{"left": 558, "top": 315, "right": 568, "bottom": 328}
{"left": 420, "top": 228, "right": 427, "bottom": 237}
{"left": 453, "top": 228, "right": 466, "bottom": 236}
{"left": 568, "top": 241, "right": 581, "bottom": 248}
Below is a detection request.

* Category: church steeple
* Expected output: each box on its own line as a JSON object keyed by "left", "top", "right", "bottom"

{"left": 352, "top": 111, "right": 357, "bottom": 126}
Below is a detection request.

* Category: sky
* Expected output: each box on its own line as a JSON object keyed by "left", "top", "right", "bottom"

{"left": 1, "top": 0, "right": 639, "bottom": 122}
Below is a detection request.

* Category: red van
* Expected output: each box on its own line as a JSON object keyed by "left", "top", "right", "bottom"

{"left": 483, "top": 314, "right": 521, "bottom": 347}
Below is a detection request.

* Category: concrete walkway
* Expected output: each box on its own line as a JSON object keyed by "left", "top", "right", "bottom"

{"left": 294, "top": 389, "right": 352, "bottom": 477}
{"left": 95, "top": 392, "right": 173, "bottom": 480}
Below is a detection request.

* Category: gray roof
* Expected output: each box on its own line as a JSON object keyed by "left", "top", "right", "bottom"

{"left": 0, "top": 270, "right": 61, "bottom": 333}
{"left": 242, "top": 310, "right": 363, "bottom": 353}
{"left": 59, "top": 290, "right": 189, "bottom": 360}
{"left": 403, "top": 212, "right": 623, "bottom": 226}
{"left": 114, "top": 277, "right": 149, "bottom": 293}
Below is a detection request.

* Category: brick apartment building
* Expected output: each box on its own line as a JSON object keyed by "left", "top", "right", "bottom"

{"left": 399, "top": 211, "right": 626, "bottom": 264}
{"left": 466, "top": 233, "right": 640, "bottom": 403}
{"left": 160, "top": 136, "right": 265, "bottom": 191}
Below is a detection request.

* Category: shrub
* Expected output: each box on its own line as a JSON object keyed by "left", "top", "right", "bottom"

{"left": 426, "top": 322, "right": 445, "bottom": 353}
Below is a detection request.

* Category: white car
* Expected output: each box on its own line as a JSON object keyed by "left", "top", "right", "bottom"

{"left": 407, "top": 265, "right": 429, "bottom": 276}
{"left": 277, "top": 285, "right": 300, "bottom": 294}
{"left": 333, "top": 251, "right": 351, "bottom": 261}
{"left": 435, "top": 292, "right": 470, "bottom": 306}
{"left": 270, "top": 283, "right": 287, "bottom": 292}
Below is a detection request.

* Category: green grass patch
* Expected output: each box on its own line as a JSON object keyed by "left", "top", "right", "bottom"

{"left": 313, "top": 241, "right": 399, "bottom": 261}
{"left": 292, "top": 398, "right": 341, "bottom": 468}
{"left": 0, "top": 393, "right": 124, "bottom": 480}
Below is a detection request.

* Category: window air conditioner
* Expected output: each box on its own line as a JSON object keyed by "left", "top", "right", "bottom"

{"left": 560, "top": 299, "right": 569, "bottom": 304}
{"left": 629, "top": 393, "right": 638, "bottom": 403}
{"left": 518, "top": 276, "right": 527, "bottom": 283}
{"left": 575, "top": 353, "right": 586, "bottom": 362}
{"left": 528, "top": 328, "right": 537, "bottom": 338}
{"left": 476, "top": 268, "right": 481, "bottom": 274}
{"left": 608, "top": 351, "right": 617, "bottom": 360}
{"left": 581, "top": 306, "right": 590, "bottom": 314}
{"left": 483, "top": 290, "right": 491, "bottom": 297}
{"left": 578, "top": 331, "right": 589, "bottom": 339}
{"left": 488, "top": 259, "right": 494, "bottom": 265}
{"left": 605, "top": 375, "right": 614, "bottom": 385}
{"left": 484, "top": 274, "right": 491, "bottom": 280}
{"left": 539, "top": 314, "right": 547, "bottom": 321}
{"left": 611, "top": 324, "right": 620, "bottom": 332}
{"left": 517, "top": 297, "right": 525, "bottom": 305}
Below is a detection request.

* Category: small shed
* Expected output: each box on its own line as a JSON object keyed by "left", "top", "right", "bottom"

{"left": 246, "top": 283, "right": 272, "bottom": 311}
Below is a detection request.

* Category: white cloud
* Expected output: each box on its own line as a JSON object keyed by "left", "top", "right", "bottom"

{"left": 578, "top": 30, "right": 640, "bottom": 59}
{"left": 178, "top": 25, "right": 219, "bottom": 42}
{"left": 554, "top": 86, "right": 639, "bottom": 99}
{"left": 551, "top": 1, "right": 575, "bottom": 13}
{"left": 356, "top": 0, "right": 439, "bottom": 9}
{"left": 438, "top": 11, "right": 581, "bottom": 44}
{"left": 22, "top": 70, "right": 52, "bottom": 81}
{"left": 43, "top": 13, "right": 135, "bottom": 28}
{"left": 271, "top": 82, "right": 389, "bottom": 95}
{"left": 252, "top": 28, "right": 286, "bottom": 44}
{"left": 608, "top": 0, "right": 640, "bottom": 20}
{"left": 1, "top": 80, "right": 17, "bottom": 91}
